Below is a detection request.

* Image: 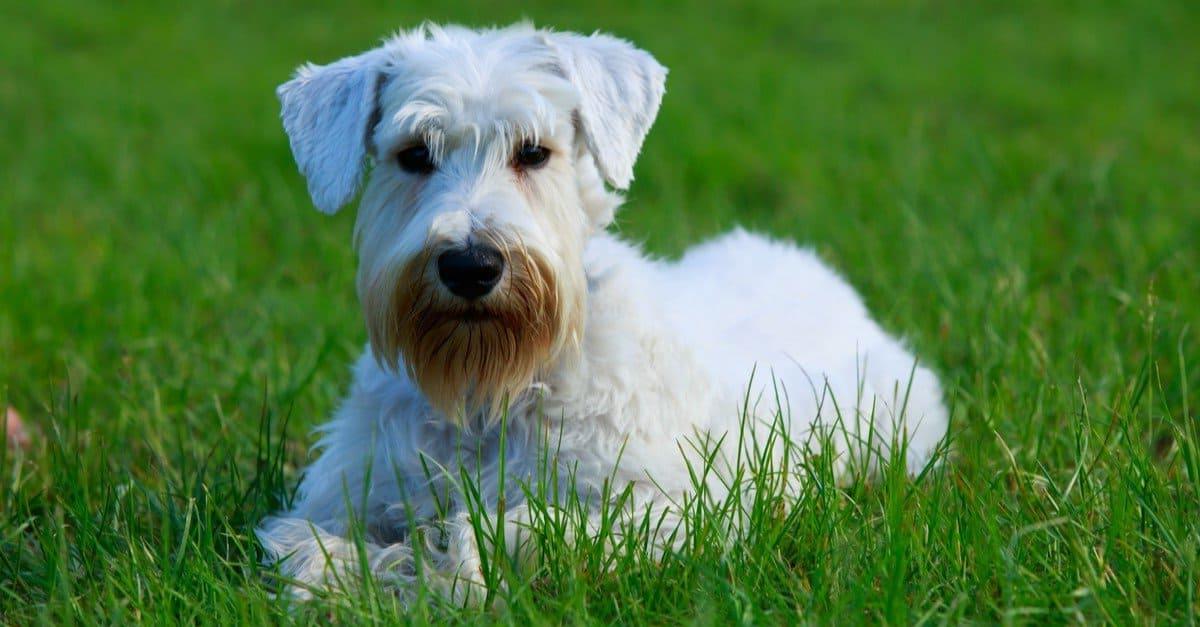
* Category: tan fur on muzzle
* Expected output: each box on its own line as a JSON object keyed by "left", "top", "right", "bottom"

{"left": 364, "top": 237, "right": 579, "bottom": 421}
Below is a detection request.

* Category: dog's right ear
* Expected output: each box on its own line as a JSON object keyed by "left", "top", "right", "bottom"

{"left": 277, "top": 48, "right": 389, "bottom": 214}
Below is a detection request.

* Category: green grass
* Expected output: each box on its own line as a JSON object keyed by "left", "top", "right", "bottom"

{"left": 2, "top": 0, "right": 1199, "bottom": 622}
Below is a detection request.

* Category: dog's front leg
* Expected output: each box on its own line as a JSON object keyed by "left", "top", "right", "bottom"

{"left": 259, "top": 507, "right": 533, "bottom": 605}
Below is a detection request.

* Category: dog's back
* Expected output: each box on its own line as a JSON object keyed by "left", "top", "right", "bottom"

{"left": 656, "top": 229, "right": 948, "bottom": 473}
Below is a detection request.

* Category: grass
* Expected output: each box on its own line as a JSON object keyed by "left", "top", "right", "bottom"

{"left": 2, "top": 0, "right": 1199, "bottom": 622}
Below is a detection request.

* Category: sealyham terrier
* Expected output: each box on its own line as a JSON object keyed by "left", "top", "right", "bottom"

{"left": 258, "top": 23, "right": 949, "bottom": 603}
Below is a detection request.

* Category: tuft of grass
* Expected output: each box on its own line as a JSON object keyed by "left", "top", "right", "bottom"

{"left": 2, "top": 0, "right": 1198, "bottom": 623}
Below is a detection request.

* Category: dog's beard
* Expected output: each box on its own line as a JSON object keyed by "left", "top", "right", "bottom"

{"left": 364, "top": 244, "right": 580, "bottom": 422}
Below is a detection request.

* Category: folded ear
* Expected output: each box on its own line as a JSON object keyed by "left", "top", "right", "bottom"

{"left": 277, "top": 48, "right": 389, "bottom": 214}
{"left": 545, "top": 32, "right": 667, "bottom": 190}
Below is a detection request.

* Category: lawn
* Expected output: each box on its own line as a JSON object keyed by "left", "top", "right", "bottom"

{"left": 2, "top": 0, "right": 1199, "bottom": 623}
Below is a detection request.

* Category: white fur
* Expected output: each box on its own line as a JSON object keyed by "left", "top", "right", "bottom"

{"left": 260, "top": 23, "right": 948, "bottom": 603}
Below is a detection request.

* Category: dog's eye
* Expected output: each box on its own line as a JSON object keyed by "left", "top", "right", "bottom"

{"left": 397, "top": 144, "right": 435, "bottom": 174}
{"left": 514, "top": 143, "right": 551, "bottom": 169}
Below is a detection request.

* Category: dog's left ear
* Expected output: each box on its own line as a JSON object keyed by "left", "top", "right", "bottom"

{"left": 545, "top": 32, "right": 667, "bottom": 190}
{"left": 277, "top": 48, "right": 389, "bottom": 214}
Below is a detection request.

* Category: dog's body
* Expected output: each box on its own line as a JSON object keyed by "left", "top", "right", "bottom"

{"left": 258, "top": 23, "right": 947, "bottom": 601}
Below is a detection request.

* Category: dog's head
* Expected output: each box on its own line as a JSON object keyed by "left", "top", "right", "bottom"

{"left": 276, "top": 24, "right": 667, "bottom": 419}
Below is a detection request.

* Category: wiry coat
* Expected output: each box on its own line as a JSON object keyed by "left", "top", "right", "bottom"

{"left": 258, "top": 23, "right": 948, "bottom": 602}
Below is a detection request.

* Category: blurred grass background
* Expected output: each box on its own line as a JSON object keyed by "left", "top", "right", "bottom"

{"left": 1, "top": 0, "right": 1199, "bottom": 623}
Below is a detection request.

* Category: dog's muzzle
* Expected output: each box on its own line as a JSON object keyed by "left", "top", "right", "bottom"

{"left": 366, "top": 236, "right": 577, "bottom": 420}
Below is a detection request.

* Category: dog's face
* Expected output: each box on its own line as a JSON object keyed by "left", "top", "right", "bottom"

{"left": 276, "top": 25, "right": 666, "bottom": 419}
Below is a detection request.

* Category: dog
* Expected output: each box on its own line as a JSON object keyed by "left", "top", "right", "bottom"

{"left": 257, "top": 22, "right": 948, "bottom": 603}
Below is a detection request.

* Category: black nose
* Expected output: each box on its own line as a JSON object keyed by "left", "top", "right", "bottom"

{"left": 437, "top": 244, "right": 505, "bottom": 300}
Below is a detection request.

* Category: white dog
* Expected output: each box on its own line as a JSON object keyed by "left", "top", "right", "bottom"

{"left": 258, "top": 23, "right": 948, "bottom": 602}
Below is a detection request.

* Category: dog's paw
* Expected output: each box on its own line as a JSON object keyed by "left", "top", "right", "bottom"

{"left": 257, "top": 517, "right": 418, "bottom": 600}
{"left": 416, "top": 512, "right": 495, "bottom": 607}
